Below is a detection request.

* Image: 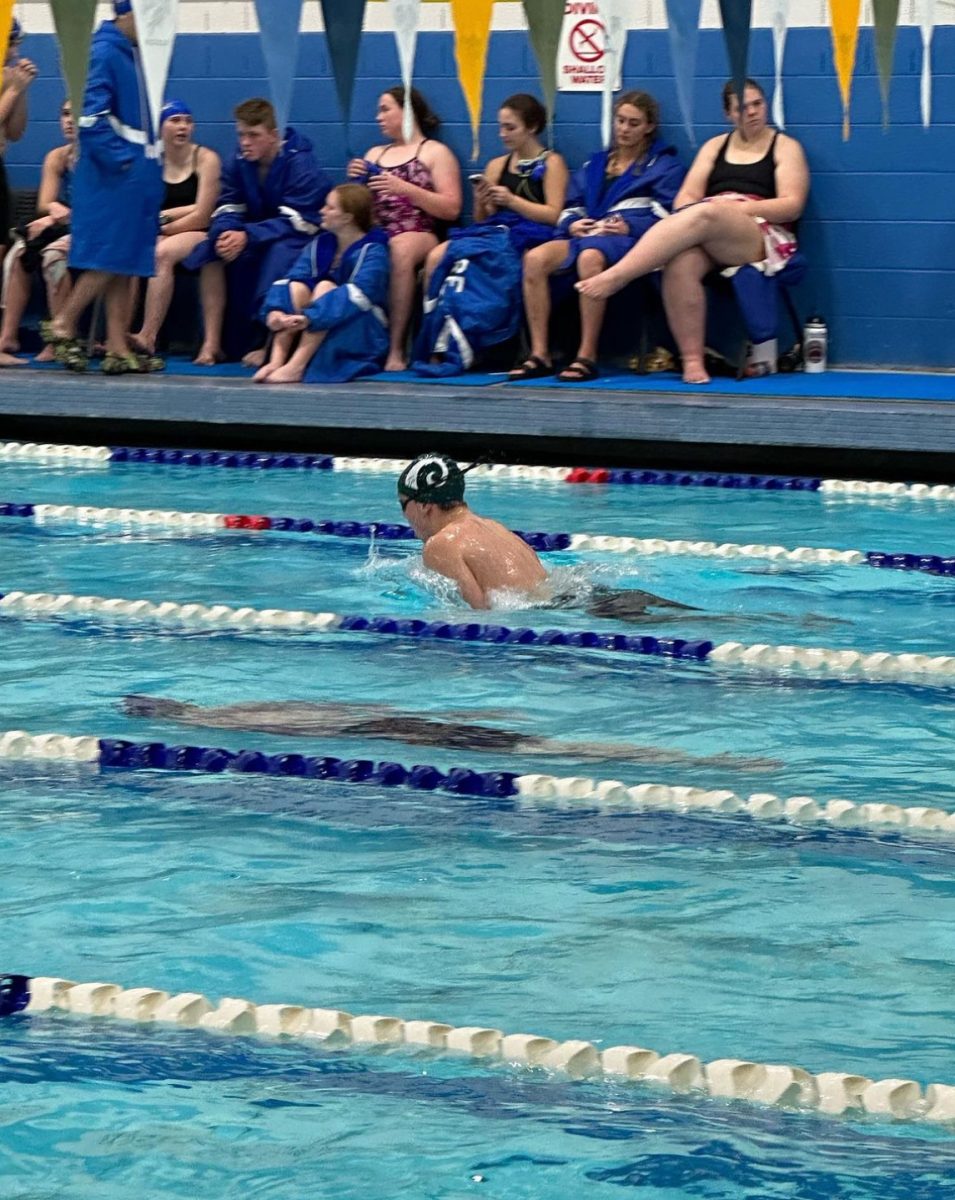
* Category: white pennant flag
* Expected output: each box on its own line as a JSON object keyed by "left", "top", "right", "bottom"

{"left": 600, "top": 0, "right": 627, "bottom": 146}
{"left": 389, "top": 0, "right": 421, "bottom": 140}
{"left": 131, "top": 0, "right": 180, "bottom": 151}
{"left": 771, "top": 0, "right": 789, "bottom": 128}
{"left": 919, "top": 0, "right": 935, "bottom": 126}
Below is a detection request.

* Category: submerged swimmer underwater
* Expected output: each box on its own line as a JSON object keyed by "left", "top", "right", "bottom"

{"left": 122, "top": 696, "right": 782, "bottom": 771}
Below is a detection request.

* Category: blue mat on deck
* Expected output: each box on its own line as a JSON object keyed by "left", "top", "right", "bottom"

{"left": 357, "top": 368, "right": 507, "bottom": 387}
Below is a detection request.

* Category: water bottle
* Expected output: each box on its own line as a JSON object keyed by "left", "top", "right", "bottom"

{"left": 803, "top": 315, "right": 828, "bottom": 373}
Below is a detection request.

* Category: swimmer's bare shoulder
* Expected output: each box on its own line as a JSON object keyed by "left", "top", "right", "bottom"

{"left": 423, "top": 523, "right": 488, "bottom": 608}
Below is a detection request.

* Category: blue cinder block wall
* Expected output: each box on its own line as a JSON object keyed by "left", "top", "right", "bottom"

{"left": 8, "top": 26, "right": 953, "bottom": 368}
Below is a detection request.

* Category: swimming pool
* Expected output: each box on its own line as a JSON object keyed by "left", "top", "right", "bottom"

{"left": 2, "top": 449, "right": 955, "bottom": 1197}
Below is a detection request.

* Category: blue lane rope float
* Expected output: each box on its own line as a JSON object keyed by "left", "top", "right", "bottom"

{"left": 3, "top": 441, "right": 954, "bottom": 501}
{"left": 4, "top": 728, "right": 955, "bottom": 842}
{"left": 3, "top": 588, "right": 955, "bottom": 684}
{"left": 4, "top": 501, "right": 955, "bottom": 575}
{"left": 2, "top": 972, "right": 954, "bottom": 1126}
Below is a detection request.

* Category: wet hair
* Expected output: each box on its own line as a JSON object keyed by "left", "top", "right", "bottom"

{"left": 332, "top": 183, "right": 374, "bottom": 233}
{"left": 499, "top": 93, "right": 547, "bottom": 136}
{"left": 384, "top": 86, "right": 441, "bottom": 136}
{"left": 234, "top": 97, "right": 277, "bottom": 130}
{"left": 721, "top": 78, "right": 766, "bottom": 114}
{"left": 614, "top": 90, "right": 659, "bottom": 131}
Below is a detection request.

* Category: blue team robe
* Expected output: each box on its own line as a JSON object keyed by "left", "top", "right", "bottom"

{"left": 69, "top": 21, "right": 163, "bottom": 277}
{"left": 262, "top": 228, "right": 390, "bottom": 382}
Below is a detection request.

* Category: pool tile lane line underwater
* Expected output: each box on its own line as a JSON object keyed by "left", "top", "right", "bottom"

{"left": 2, "top": 589, "right": 955, "bottom": 684}
{"left": 3, "top": 441, "right": 955, "bottom": 502}
{"left": 5, "top": 501, "right": 955, "bottom": 577}
{"left": 1, "top": 974, "right": 954, "bottom": 1128}
{"left": 3, "top": 728, "right": 955, "bottom": 845}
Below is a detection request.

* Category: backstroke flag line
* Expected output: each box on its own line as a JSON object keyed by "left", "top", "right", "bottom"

{"left": 254, "top": 0, "right": 303, "bottom": 134}
{"left": 319, "top": 0, "right": 366, "bottom": 150}
{"left": 828, "top": 0, "right": 860, "bottom": 139}
{"left": 389, "top": 0, "right": 421, "bottom": 140}
{"left": 665, "top": 0, "right": 701, "bottom": 143}
{"left": 919, "top": 0, "right": 935, "bottom": 126}
{"left": 521, "top": 0, "right": 565, "bottom": 124}
{"left": 600, "top": 0, "right": 627, "bottom": 146}
{"left": 872, "top": 0, "right": 899, "bottom": 127}
{"left": 770, "top": 0, "right": 789, "bottom": 128}
{"left": 48, "top": 0, "right": 98, "bottom": 125}
{"left": 450, "top": 0, "right": 494, "bottom": 159}
{"left": 718, "top": 0, "right": 752, "bottom": 114}
{"left": 131, "top": 0, "right": 180, "bottom": 149}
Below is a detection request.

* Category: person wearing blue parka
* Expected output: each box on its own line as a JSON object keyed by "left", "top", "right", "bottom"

{"left": 183, "top": 96, "right": 332, "bottom": 365}
{"left": 48, "top": 0, "right": 164, "bottom": 374}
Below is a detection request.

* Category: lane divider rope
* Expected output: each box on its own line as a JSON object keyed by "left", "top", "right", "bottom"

{"left": 4, "top": 500, "right": 954, "bottom": 576}
{"left": 1, "top": 974, "right": 952, "bottom": 1125}
{"left": 3, "top": 441, "right": 953, "bottom": 501}
{"left": 3, "top": 728, "right": 955, "bottom": 844}
{"left": 2, "top": 588, "right": 955, "bottom": 684}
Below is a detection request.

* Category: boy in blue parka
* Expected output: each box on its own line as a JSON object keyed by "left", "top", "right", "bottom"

{"left": 255, "top": 183, "right": 389, "bottom": 384}
{"left": 184, "top": 97, "right": 332, "bottom": 364}
{"left": 48, "top": 0, "right": 164, "bottom": 373}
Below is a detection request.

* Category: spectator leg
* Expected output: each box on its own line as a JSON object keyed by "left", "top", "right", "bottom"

{"left": 385, "top": 230, "right": 438, "bottom": 372}
{"left": 254, "top": 281, "right": 314, "bottom": 382}
{"left": 574, "top": 247, "right": 609, "bottom": 364}
{"left": 662, "top": 247, "right": 713, "bottom": 384}
{"left": 133, "top": 231, "right": 207, "bottom": 354}
{"left": 0, "top": 243, "right": 29, "bottom": 362}
{"left": 193, "top": 260, "right": 226, "bottom": 365}
{"left": 54, "top": 269, "right": 111, "bottom": 341}
{"left": 104, "top": 273, "right": 137, "bottom": 356}
{"left": 267, "top": 328, "right": 328, "bottom": 384}
{"left": 519, "top": 240, "right": 567, "bottom": 367}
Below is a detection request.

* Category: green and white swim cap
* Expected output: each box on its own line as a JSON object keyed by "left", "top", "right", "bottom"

{"left": 397, "top": 453, "right": 466, "bottom": 504}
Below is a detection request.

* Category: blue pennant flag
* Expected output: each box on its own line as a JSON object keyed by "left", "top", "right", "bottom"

{"left": 320, "top": 0, "right": 368, "bottom": 149}
{"left": 665, "top": 0, "right": 701, "bottom": 143}
{"left": 718, "top": 0, "right": 752, "bottom": 114}
{"left": 254, "top": 0, "right": 304, "bottom": 133}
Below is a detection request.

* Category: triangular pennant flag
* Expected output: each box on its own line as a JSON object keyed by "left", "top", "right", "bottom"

{"left": 918, "top": 0, "right": 935, "bottom": 127}
{"left": 665, "top": 0, "right": 701, "bottom": 143}
{"left": 828, "top": 0, "right": 860, "bottom": 139}
{"left": 320, "top": 0, "right": 366, "bottom": 149}
{"left": 389, "top": 0, "right": 420, "bottom": 141}
{"left": 600, "top": 0, "right": 627, "bottom": 147}
{"left": 0, "top": 1, "right": 14, "bottom": 65}
{"left": 770, "top": 0, "right": 789, "bottom": 128}
{"left": 450, "top": 0, "right": 493, "bottom": 160}
{"left": 254, "top": 0, "right": 303, "bottom": 133}
{"left": 718, "top": 0, "right": 752, "bottom": 114}
{"left": 521, "top": 0, "right": 565, "bottom": 125}
{"left": 48, "top": 0, "right": 98, "bottom": 123}
{"left": 131, "top": 0, "right": 180, "bottom": 145}
{"left": 872, "top": 0, "right": 899, "bottom": 127}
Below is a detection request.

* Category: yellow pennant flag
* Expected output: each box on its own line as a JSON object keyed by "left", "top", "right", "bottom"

{"left": 450, "top": 0, "right": 494, "bottom": 159}
{"left": 829, "top": 0, "right": 860, "bottom": 139}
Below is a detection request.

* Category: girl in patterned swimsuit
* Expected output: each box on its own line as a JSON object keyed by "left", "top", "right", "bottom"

{"left": 347, "top": 87, "right": 461, "bottom": 371}
{"left": 577, "top": 78, "right": 809, "bottom": 384}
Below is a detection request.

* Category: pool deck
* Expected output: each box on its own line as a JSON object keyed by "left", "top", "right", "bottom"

{"left": 1, "top": 368, "right": 955, "bottom": 480}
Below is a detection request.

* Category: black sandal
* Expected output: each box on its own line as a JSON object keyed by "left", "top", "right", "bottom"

{"left": 508, "top": 354, "right": 553, "bottom": 381}
{"left": 557, "top": 357, "right": 599, "bottom": 382}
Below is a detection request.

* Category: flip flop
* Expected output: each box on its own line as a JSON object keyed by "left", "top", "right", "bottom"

{"left": 556, "top": 357, "right": 599, "bottom": 382}
{"left": 507, "top": 354, "right": 553, "bottom": 381}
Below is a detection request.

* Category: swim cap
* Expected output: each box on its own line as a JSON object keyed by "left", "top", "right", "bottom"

{"left": 160, "top": 99, "right": 193, "bottom": 124}
{"left": 114, "top": 1, "right": 133, "bottom": 15}
{"left": 397, "top": 453, "right": 466, "bottom": 505}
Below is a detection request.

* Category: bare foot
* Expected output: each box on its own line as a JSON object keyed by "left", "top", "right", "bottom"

{"left": 253, "top": 361, "right": 280, "bottom": 382}
{"left": 0, "top": 351, "right": 27, "bottom": 367}
{"left": 242, "top": 347, "right": 268, "bottom": 369}
{"left": 128, "top": 332, "right": 155, "bottom": 354}
{"left": 267, "top": 362, "right": 305, "bottom": 383}
{"left": 193, "top": 344, "right": 224, "bottom": 366}
{"left": 681, "top": 356, "right": 710, "bottom": 385}
{"left": 34, "top": 345, "right": 56, "bottom": 363}
{"left": 383, "top": 353, "right": 407, "bottom": 372}
{"left": 0, "top": 340, "right": 19, "bottom": 354}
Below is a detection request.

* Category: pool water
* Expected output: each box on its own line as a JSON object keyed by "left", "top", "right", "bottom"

{"left": 1, "top": 455, "right": 954, "bottom": 1197}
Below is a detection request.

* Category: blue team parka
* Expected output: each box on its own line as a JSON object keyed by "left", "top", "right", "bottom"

{"left": 69, "top": 20, "right": 163, "bottom": 276}
{"left": 262, "top": 228, "right": 390, "bottom": 382}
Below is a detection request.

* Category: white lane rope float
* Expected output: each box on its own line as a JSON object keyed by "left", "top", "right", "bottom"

{"left": 1, "top": 441, "right": 953, "bottom": 501}
{"left": 1, "top": 974, "right": 953, "bottom": 1127}
{"left": 1, "top": 588, "right": 955, "bottom": 686}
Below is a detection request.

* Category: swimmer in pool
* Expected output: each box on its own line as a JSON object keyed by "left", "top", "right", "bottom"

{"left": 122, "top": 695, "right": 781, "bottom": 771}
{"left": 397, "top": 452, "right": 694, "bottom": 619}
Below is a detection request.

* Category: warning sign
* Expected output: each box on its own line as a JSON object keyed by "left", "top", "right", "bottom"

{"left": 557, "top": 0, "right": 623, "bottom": 92}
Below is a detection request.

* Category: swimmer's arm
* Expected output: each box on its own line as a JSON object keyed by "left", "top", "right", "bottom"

{"left": 423, "top": 540, "right": 488, "bottom": 609}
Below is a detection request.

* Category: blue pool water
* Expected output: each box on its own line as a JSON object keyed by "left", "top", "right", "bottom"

{"left": 2, "top": 455, "right": 955, "bottom": 1196}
